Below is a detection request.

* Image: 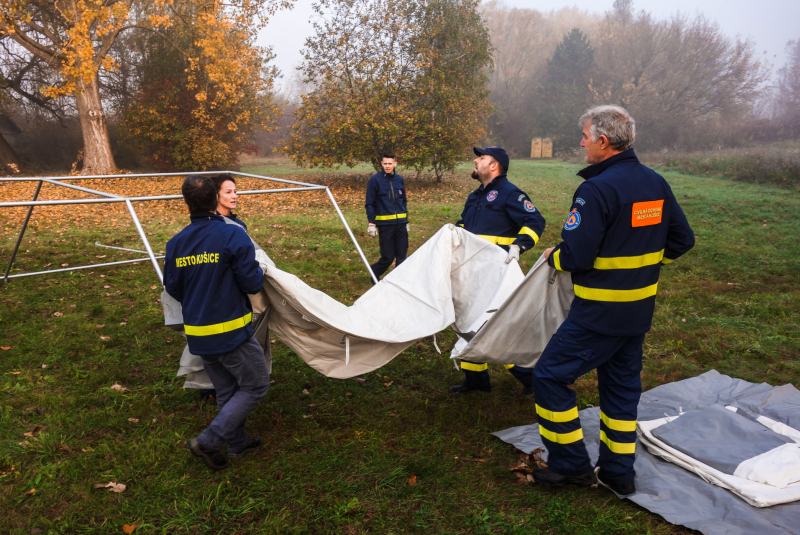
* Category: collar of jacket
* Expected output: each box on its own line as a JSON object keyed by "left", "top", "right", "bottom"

{"left": 382, "top": 171, "right": 395, "bottom": 179}
{"left": 216, "top": 210, "right": 238, "bottom": 221}
{"left": 476, "top": 173, "right": 508, "bottom": 193}
{"left": 190, "top": 212, "right": 224, "bottom": 223}
{"left": 577, "top": 149, "right": 638, "bottom": 180}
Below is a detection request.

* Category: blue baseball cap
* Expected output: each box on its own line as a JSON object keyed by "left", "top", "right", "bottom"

{"left": 473, "top": 146, "right": 509, "bottom": 171}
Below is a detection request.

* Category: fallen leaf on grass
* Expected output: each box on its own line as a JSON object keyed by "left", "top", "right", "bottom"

{"left": 345, "top": 392, "right": 353, "bottom": 397}
{"left": 40, "top": 364, "right": 47, "bottom": 369}
{"left": 96, "top": 324, "right": 105, "bottom": 329}
{"left": 60, "top": 263, "right": 69, "bottom": 267}
{"left": 407, "top": 475, "right": 417, "bottom": 486}
{"left": 100, "top": 336, "right": 111, "bottom": 342}
{"left": 8, "top": 371, "right": 21, "bottom": 374}
{"left": 110, "top": 384, "right": 127, "bottom": 392}
{"left": 1, "top": 346, "right": 10, "bottom": 350}
{"left": 24, "top": 426, "right": 45, "bottom": 437}
{"left": 354, "top": 377, "right": 366, "bottom": 386}
{"left": 301, "top": 389, "right": 310, "bottom": 395}
{"left": 150, "top": 286, "right": 157, "bottom": 290}
{"left": 96, "top": 255, "right": 106, "bottom": 259}
{"left": 456, "top": 457, "right": 486, "bottom": 463}
{"left": 103, "top": 285, "right": 110, "bottom": 289}
{"left": 119, "top": 322, "right": 127, "bottom": 326}
{"left": 53, "top": 312, "right": 63, "bottom": 317}
{"left": 302, "top": 415, "right": 312, "bottom": 418}
{"left": 383, "top": 381, "right": 393, "bottom": 387}
{"left": 24, "top": 488, "right": 36, "bottom": 495}
{"left": 128, "top": 418, "right": 139, "bottom": 423}
{"left": 93, "top": 481, "right": 126, "bottom": 493}
{"left": 18, "top": 440, "right": 30, "bottom": 447}
{"left": 122, "top": 524, "right": 139, "bottom": 533}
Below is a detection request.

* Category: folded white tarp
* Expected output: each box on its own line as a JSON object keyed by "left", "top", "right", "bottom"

{"left": 638, "top": 393, "right": 800, "bottom": 508}
{"left": 163, "top": 224, "right": 573, "bottom": 385}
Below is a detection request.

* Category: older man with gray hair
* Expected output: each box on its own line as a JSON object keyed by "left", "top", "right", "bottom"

{"left": 531, "top": 105, "right": 695, "bottom": 495}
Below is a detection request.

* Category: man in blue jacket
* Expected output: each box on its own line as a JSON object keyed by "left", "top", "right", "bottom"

{"left": 532, "top": 106, "right": 695, "bottom": 495}
{"left": 164, "top": 175, "right": 271, "bottom": 471}
{"left": 365, "top": 153, "right": 409, "bottom": 281}
{"left": 451, "top": 146, "right": 547, "bottom": 396}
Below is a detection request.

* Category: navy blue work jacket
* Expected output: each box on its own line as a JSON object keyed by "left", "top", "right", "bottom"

{"left": 547, "top": 150, "right": 695, "bottom": 336}
{"left": 164, "top": 213, "right": 264, "bottom": 356}
{"left": 365, "top": 171, "right": 408, "bottom": 226}
{"left": 456, "top": 174, "right": 546, "bottom": 252}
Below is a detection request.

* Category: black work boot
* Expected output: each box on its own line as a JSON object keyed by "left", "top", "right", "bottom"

{"left": 533, "top": 467, "right": 596, "bottom": 487}
{"left": 449, "top": 369, "right": 491, "bottom": 393}
{"left": 595, "top": 467, "right": 636, "bottom": 495}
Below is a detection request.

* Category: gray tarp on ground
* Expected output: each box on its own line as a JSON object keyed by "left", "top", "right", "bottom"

{"left": 163, "top": 224, "right": 573, "bottom": 385}
{"left": 492, "top": 370, "right": 800, "bottom": 534}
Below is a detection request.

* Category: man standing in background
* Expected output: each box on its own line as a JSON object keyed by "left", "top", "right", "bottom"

{"left": 365, "top": 153, "right": 409, "bottom": 281}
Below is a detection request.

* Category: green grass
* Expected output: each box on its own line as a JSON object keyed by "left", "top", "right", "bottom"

{"left": 1, "top": 160, "right": 798, "bottom": 533}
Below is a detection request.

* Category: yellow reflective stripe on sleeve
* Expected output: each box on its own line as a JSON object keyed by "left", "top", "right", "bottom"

{"left": 553, "top": 249, "right": 563, "bottom": 271}
{"left": 600, "top": 411, "right": 637, "bottom": 432}
{"left": 539, "top": 425, "right": 584, "bottom": 445}
{"left": 375, "top": 213, "right": 407, "bottom": 221}
{"left": 600, "top": 430, "right": 636, "bottom": 454}
{"left": 519, "top": 226, "right": 540, "bottom": 244}
{"left": 460, "top": 361, "right": 488, "bottom": 372}
{"left": 184, "top": 312, "right": 252, "bottom": 337}
{"left": 476, "top": 235, "right": 516, "bottom": 245}
{"left": 536, "top": 404, "right": 579, "bottom": 423}
{"left": 458, "top": 223, "right": 464, "bottom": 227}
{"left": 503, "top": 364, "right": 515, "bottom": 369}
{"left": 661, "top": 257, "right": 674, "bottom": 264}
{"left": 573, "top": 283, "right": 658, "bottom": 302}
{"left": 593, "top": 249, "right": 664, "bottom": 270}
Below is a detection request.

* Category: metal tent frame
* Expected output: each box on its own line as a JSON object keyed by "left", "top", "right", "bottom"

{"left": 0, "top": 171, "right": 378, "bottom": 284}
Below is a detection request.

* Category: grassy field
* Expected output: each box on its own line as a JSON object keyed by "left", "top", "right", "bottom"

{"left": 1, "top": 159, "right": 798, "bottom": 534}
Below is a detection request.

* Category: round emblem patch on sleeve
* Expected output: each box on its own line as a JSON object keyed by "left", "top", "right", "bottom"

{"left": 523, "top": 200, "right": 536, "bottom": 212}
{"left": 486, "top": 190, "right": 498, "bottom": 202}
{"left": 564, "top": 208, "right": 581, "bottom": 230}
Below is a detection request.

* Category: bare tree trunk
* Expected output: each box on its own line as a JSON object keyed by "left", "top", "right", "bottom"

{"left": 0, "top": 134, "right": 22, "bottom": 172}
{"left": 75, "top": 76, "right": 117, "bottom": 175}
{"left": 434, "top": 159, "right": 443, "bottom": 183}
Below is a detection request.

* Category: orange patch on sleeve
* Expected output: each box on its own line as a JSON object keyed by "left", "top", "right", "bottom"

{"left": 631, "top": 200, "right": 664, "bottom": 227}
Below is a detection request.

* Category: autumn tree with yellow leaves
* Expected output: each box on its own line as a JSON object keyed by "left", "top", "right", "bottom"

{"left": 0, "top": 0, "right": 291, "bottom": 174}
{"left": 285, "top": 0, "right": 492, "bottom": 182}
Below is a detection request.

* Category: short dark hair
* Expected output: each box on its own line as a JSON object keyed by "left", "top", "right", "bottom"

{"left": 381, "top": 153, "right": 396, "bottom": 161}
{"left": 211, "top": 173, "right": 236, "bottom": 192}
{"left": 181, "top": 175, "right": 217, "bottom": 214}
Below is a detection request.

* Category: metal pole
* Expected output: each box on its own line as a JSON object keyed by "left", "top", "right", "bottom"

{"left": 94, "top": 242, "right": 150, "bottom": 254}
{"left": 4, "top": 180, "right": 43, "bottom": 283}
{"left": 3, "top": 256, "right": 165, "bottom": 279}
{"left": 324, "top": 187, "right": 378, "bottom": 284}
{"left": 124, "top": 200, "right": 163, "bottom": 284}
{"left": 42, "top": 178, "right": 121, "bottom": 199}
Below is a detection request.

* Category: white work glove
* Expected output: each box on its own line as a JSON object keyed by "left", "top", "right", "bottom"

{"left": 367, "top": 223, "right": 378, "bottom": 238}
{"left": 406, "top": 223, "right": 410, "bottom": 233}
{"left": 505, "top": 244, "right": 520, "bottom": 264}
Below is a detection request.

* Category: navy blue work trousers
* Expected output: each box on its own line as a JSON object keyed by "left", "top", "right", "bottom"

{"left": 197, "top": 335, "right": 270, "bottom": 453}
{"left": 371, "top": 224, "right": 408, "bottom": 279}
{"left": 532, "top": 318, "right": 644, "bottom": 484}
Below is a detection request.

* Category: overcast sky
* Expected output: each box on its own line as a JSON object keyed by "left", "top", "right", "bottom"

{"left": 257, "top": 0, "right": 800, "bottom": 92}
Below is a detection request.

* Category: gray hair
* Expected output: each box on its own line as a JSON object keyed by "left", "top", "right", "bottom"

{"left": 579, "top": 105, "right": 636, "bottom": 151}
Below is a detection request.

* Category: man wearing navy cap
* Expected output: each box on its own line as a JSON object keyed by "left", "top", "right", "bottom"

{"left": 451, "top": 146, "right": 547, "bottom": 395}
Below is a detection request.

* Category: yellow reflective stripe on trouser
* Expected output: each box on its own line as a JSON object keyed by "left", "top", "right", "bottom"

{"left": 539, "top": 425, "right": 584, "bottom": 445}
{"left": 476, "top": 234, "right": 516, "bottom": 246}
{"left": 600, "top": 430, "right": 636, "bottom": 454}
{"left": 536, "top": 404, "right": 579, "bottom": 423}
{"left": 600, "top": 411, "right": 637, "bottom": 432}
{"left": 593, "top": 249, "right": 664, "bottom": 270}
{"left": 519, "top": 226, "right": 540, "bottom": 244}
{"left": 503, "top": 364, "right": 515, "bottom": 369}
{"left": 553, "top": 249, "right": 563, "bottom": 271}
{"left": 461, "top": 361, "right": 488, "bottom": 372}
{"left": 573, "top": 283, "right": 658, "bottom": 302}
{"left": 661, "top": 257, "right": 674, "bottom": 264}
{"left": 184, "top": 312, "right": 252, "bottom": 336}
{"left": 375, "top": 213, "right": 407, "bottom": 220}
